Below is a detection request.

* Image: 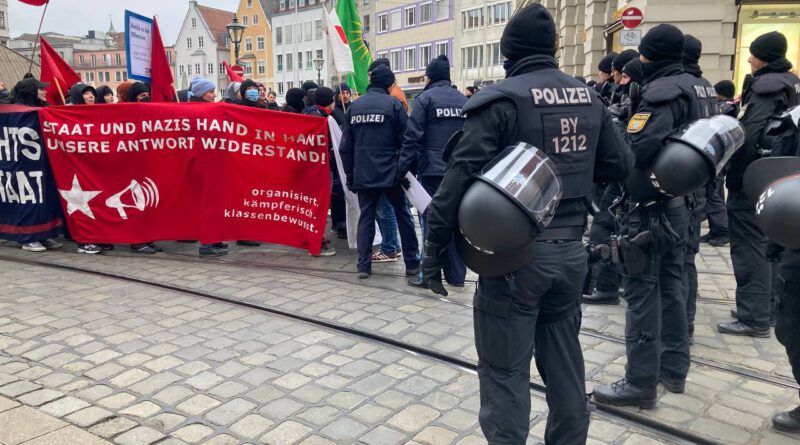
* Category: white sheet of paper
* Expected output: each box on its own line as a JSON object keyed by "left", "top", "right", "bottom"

{"left": 403, "top": 172, "right": 432, "bottom": 214}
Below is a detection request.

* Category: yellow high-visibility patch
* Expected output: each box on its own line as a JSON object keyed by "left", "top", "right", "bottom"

{"left": 627, "top": 113, "right": 651, "bottom": 134}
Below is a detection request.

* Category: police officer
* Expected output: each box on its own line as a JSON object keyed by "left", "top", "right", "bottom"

{"left": 422, "top": 5, "right": 631, "bottom": 443}
{"left": 340, "top": 65, "right": 421, "bottom": 279}
{"left": 682, "top": 35, "right": 717, "bottom": 343}
{"left": 584, "top": 51, "right": 640, "bottom": 306}
{"left": 593, "top": 24, "right": 716, "bottom": 408}
{"left": 718, "top": 31, "right": 800, "bottom": 337}
{"left": 596, "top": 52, "right": 618, "bottom": 104}
{"left": 399, "top": 55, "right": 468, "bottom": 289}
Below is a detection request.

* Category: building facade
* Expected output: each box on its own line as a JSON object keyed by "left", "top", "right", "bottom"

{"left": 175, "top": 1, "right": 235, "bottom": 95}
{"left": 367, "top": 0, "right": 455, "bottom": 100}
{"left": 232, "top": 0, "right": 275, "bottom": 90}
{"left": 452, "top": 1, "right": 517, "bottom": 91}
{"left": 271, "top": 0, "right": 331, "bottom": 102}
{"left": 0, "top": 0, "right": 9, "bottom": 47}
{"left": 9, "top": 32, "right": 106, "bottom": 68}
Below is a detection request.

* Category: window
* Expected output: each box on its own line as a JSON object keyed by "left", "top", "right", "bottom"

{"left": 247, "top": 0, "right": 252, "bottom": 7}
{"left": 123, "top": 72, "right": 128, "bottom": 81}
{"left": 304, "top": 21, "right": 312, "bottom": 41}
{"left": 86, "top": 72, "right": 93, "bottom": 82}
{"left": 219, "top": 63, "right": 225, "bottom": 74}
{"left": 377, "top": 51, "right": 388, "bottom": 61}
{"left": 462, "top": 8, "right": 484, "bottom": 30}
{"left": 253, "top": 14, "right": 259, "bottom": 25}
{"left": 436, "top": 41, "right": 449, "bottom": 58}
{"left": 280, "top": 0, "right": 285, "bottom": 10}
{"left": 287, "top": 53, "right": 293, "bottom": 71}
{"left": 278, "top": 82, "right": 284, "bottom": 94}
{"left": 405, "top": 7, "right": 416, "bottom": 27}
{"left": 191, "top": 18, "right": 196, "bottom": 28}
{"left": 404, "top": 47, "right": 415, "bottom": 71}
{"left": 315, "top": 49, "right": 323, "bottom": 64}
{"left": 390, "top": 10, "right": 401, "bottom": 30}
{"left": 116, "top": 71, "right": 122, "bottom": 81}
{"left": 390, "top": 50, "right": 401, "bottom": 72}
{"left": 258, "top": 61, "right": 266, "bottom": 74}
{"left": 195, "top": 63, "right": 201, "bottom": 74}
{"left": 462, "top": 45, "right": 483, "bottom": 69}
{"left": 79, "top": 55, "right": 84, "bottom": 65}
{"left": 244, "top": 62, "right": 253, "bottom": 75}
{"left": 257, "top": 37, "right": 265, "bottom": 50}
{"left": 277, "top": 55, "right": 283, "bottom": 71}
{"left": 198, "top": 36, "right": 204, "bottom": 47}
{"left": 487, "top": 42, "right": 501, "bottom": 66}
{"left": 295, "top": 23, "right": 302, "bottom": 42}
{"left": 314, "top": 20, "right": 323, "bottom": 40}
{"left": 245, "top": 38, "right": 253, "bottom": 51}
{"left": 306, "top": 50, "right": 313, "bottom": 69}
{"left": 186, "top": 37, "right": 192, "bottom": 49}
{"left": 242, "top": 15, "right": 248, "bottom": 26}
{"left": 276, "top": 27, "right": 283, "bottom": 44}
{"left": 187, "top": 64, "right": 192, "bottom": 75}
{"left": 418, "top": 44, "right": 431, "bottom": 69}
{"left": 420, "top": 3, "right": 432, "bottom": 23}
{"left": 91, "top": 54, "right": 96, "bottom": 66}
{"left": 363, "top": 15, "right": 371, "bottom": 32}
{"left": 287, "top": 81, "right": 294, "bottom": 90}
{"left": 435, "top": 0, "right": 449, "bottom": 20}
{"left": 0, "top": 12, "right": 5, "bottom": 29}
{"left": 208, "top": 63, "right": 214, "bottom": 74}
{"left": 167, "top": 52, "right": 172, "bottom": 63}
{"left": 103, "top": 54, "right": 110, "bottom": 64}
{"left": 378, "top": 14, "right": 388, "bottom": 32}
{"left": 298, "top": 52, "right": 303, "bottom": 71}
{"left": 489, "top": 2, "right": 510, "bottom": 26}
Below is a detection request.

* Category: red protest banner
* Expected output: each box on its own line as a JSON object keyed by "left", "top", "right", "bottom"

{"left": 38, "top": 103, "right": 330, "bottom": 254}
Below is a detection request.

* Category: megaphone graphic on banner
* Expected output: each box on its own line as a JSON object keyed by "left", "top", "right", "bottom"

{"left": 105, "top": 178, "right": 160, "bottom": 220}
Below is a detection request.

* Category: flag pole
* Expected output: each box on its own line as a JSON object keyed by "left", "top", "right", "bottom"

{"left": 52, "top": 77, "right": 65, "bottom": 105}
{"left": 28, "top": 1, "right": 51, "bottom": 75}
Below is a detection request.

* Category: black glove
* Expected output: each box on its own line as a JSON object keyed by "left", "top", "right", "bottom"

{"left": 766, "top": 242, "right": 784, "bottom": 263}
{"left": 422, "top": 241, "right": 449, "bottom": 296}
{"left": 345, "top": 176, "right": 354, "bottom": 192}
{"left": 396, "top": 168, "right": 410, "bottom": 189}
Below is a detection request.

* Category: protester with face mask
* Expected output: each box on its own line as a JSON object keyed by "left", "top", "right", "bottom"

{"left": 126, "top": 82, "right": 150, "bottom": 103}
{"left": 281, "top": 88, "right": 305, "bottom": 113}
{"left": 238, "top": 80, "right": 265, "bottom": 108}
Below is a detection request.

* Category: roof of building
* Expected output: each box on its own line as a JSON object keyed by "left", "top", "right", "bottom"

{"left": 0, "top": 45, "right": 41, "bottom": 86}
{"left": 197, "top": 4, "right": 235, "bottom": 49}
{"left": 15, "top": 32, "right": 80, "bottom": 46}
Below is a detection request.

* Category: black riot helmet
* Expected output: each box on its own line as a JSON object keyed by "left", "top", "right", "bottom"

{"left": 745, "top": 158, "right": 800, "bottom": 249}
{"left": 763, "top": 105, "right": 800, "bottom": 157}
{"left": 455, "top": 143, "right": 562, "bottom": 277}
{"left": 626, "top": 115, "right": 745, "bottom": 202}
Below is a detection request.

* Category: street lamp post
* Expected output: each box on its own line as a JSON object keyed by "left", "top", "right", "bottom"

{"left": 313, "top": 58, "right": 324, "bottom": 87}
{"left": 226, "top": 14, "right": 245, "bottom": 64}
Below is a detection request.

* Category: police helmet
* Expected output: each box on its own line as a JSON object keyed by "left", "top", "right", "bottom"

{"left": 627, "top": 115, "right": 744, "bottom": 202}
{"left": 755, "top": 173, "right": 800, "bottom": 249}
{"left": 743, "top": 156, "right": 800, "bottom": 207}
{"left": 455, "top": 143, "right": 561, "bottom": 277}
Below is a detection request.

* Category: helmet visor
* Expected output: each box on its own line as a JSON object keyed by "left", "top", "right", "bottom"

{"left": 479, "top": 143, "right": 562, "bottom": 229}
{"left": 673, "top": 115, "right": 745, "bottom": 175}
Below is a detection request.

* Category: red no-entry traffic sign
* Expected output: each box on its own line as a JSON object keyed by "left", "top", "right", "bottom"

{"left": 231, "top": 64, "right": 245, "bottom": 77}
{"left": 621, "top": 7, "right": 643, "bottom": 29}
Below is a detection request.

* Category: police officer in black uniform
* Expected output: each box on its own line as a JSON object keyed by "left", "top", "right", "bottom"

{"left": 718, "top": 31, "right": 800, "bottom": 337}
{"left": 596, "top": 52, "right": 619, "bottom": 104}
{"left": 421, "top": 5, "right": 631, "bottom": 443}
{"left": 340, "top": 65, "right": 421, "bottom": 279}
{"left": 681, "top": 35, "right": 718, "bottom": 343}
{"left": 593, "top": 24, "right": 716, "bottom": 408}
{"left": 398, "top": 54, "right": 468, "bottom": 288}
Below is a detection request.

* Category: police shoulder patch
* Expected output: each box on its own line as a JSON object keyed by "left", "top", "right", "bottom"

{"left": 627, "top": 113, "right": 651, "bottom": 134}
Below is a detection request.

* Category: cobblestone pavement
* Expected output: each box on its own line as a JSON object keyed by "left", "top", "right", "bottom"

{"left": 0, "top": 223, "right": 798, "bottom": 444}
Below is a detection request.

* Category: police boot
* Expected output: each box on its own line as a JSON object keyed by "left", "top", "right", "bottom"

{"left": 592, "top": 379, "right": 657, "bottom": 409}
{"left": 582, "top": 289, "right": 620, "bottom": 305}
{"left": 717, "top": 321, "right": 771, "bottom": 338}
{"left": 772, "top": 406, "right": 800, "bottom": 433}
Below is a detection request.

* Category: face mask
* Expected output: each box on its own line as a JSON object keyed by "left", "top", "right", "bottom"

{"left": 503, "top": 59, "right": 515, "bottom": 74}
{"left": 245, "top": 89, "right": 259, "bottom": 102}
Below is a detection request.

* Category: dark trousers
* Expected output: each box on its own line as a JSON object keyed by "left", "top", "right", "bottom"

{"left": 356, "top": 187, "right": 419, "bottom": 273}
{"left": 588, "top": 186, "right": 621, "bottom": 293}
{"left": 419, "top": 176, "right": 467, "bottom": 285}
{"left": 623, "top": 203, "right": 690, "bottom": 388}
{"left": 776, "top": 250, "right": 800, "bottom": 390}
{"left": 330, "top": 166, "right": 346, "bottom": 231}
{"left": 474, "top": 241, "right": 589, "bottom": 445}
{"left": 704, "top": 173, "right": 728, "bottom": 237}
{"left": 684, "top": 208, "right": 701, "bottom": 336}
{"left": 728, "top": 191, "right": 772, "bottom": 329}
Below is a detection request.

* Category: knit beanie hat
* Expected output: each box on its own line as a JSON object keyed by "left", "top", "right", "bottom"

{"left": 749, "top": 31, "right": 787, "bottom": 63}
{"left": 500, "top": 4, "right": 557, "bottom": 61}
{"left": 426, "top": 55, "right": 451, "bottom": 82}
{"left": 301, "top": 81, "right": 318, "bottom": 93}
{"left": 683, "top": 35, "right": 702, "bottom": 65}
{"left": 314, "top": 87, "right": 335, "bottom": 107}
{"left": 369, "top": 65, "right": 395, "bottom": 91}
{"left": 714, "top": 80, "right": 735, "bottom": 99}
{"left": 369, "top": 58, "right": 391, "bottom": 73}
{"left": 285, "top": 88, "right": 306, "bottom": 111}
{"left": 126, "top": 82, "right": 149, "bottom": 102}
{"left": 191, "top": 78, "right": 215, "bottom": 97}
{"left": 639, "top": 24, "right": 685, "bottom": 63}
{"left": 612, "top": 49, "right": 639, "bottom": 72}
{"left": 622, "top": 59, "right": 645, "bottom": 84}
{"left": 598, "top": 52, "right": 618, "bottom": 74}
{"left": 335, "top": 82, "right": 351, "bottom": 95}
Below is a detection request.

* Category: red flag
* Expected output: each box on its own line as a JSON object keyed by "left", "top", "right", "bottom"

{"left": 40, "top": 37, "right": 80, "bottom": 105}
{"left": 149, "top": 17, "right": 176, "bottom": 103}
{"left": 223, "top": 61, "right": 243, "bottom": 82}
{"left": 18, "top": 0, "right": 49, "bottom": 6}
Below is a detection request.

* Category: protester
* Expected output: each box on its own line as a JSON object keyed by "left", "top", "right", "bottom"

{"left": 237, "top": 80, "right": 265, "bottom": 108}
{"left": 116, "top": 81, "right": 133, "bottom": 103}
{"left": 126, "top": 82, "right": 150, "bottom": 103}
{"left": 223, "top": 81, "right": 242, "bottom": 103}
{"left": 257, "top": 83, "right": 268, "bottom": 107}
{"left": 281, "top": 88, "right": 305, "bottom": 113}
{"left": 0, "top": 82, "right": 10, "bottom": 104}
{"left": 266, "top": 90, "right": 280, "bottom": 111}
{"left": 95, "top": 85, "right": 114, "bottom": 104}
{"left": 9, "top": 76, "right": 62, "bottom": 252}
{"left": 334, "top": 83, "right": 352, "bottom": 112}
{"left": 340, "top": 64, "right": 420, "bottom": 279}
{"left": 67, "top": 83, "right": 97, "bottom": 105}
{"left": 465, "top": 86, "right": 479, "bottom": 97}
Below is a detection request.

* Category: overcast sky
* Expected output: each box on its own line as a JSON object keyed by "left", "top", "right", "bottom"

{"left": 8, "top": 0, "right": 240, "bottom": 46}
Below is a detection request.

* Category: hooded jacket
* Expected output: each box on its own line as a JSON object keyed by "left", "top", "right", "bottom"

{"left": 11, "top": 78, "right": 48, "bottom": 107}
{"left": 237, "top": 80, "right": 265, "bottom": 108}
{"left": 95, "top": 85, "right": 114, "bottom": 104}
{"left": 68, "top": 83, "right": 97, "bottom": 105}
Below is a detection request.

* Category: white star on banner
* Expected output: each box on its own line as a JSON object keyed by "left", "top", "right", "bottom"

{"left": 58, "top": 175, "right": 101, "bottom": 220}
